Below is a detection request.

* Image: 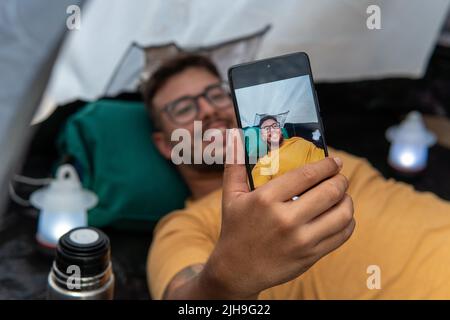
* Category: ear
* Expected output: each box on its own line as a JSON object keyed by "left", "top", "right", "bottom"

{"left": 152, "top": 132, "right": 172, "bottom": 160}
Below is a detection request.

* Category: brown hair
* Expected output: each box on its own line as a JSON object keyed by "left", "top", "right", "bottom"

{"left": 141, "top": 54, "right": 221, "bottom": 131}
{"left": 259, "top": 115, "right": 279, "bottom": 127}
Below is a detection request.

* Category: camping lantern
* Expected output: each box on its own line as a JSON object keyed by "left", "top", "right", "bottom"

{"left": 386, "top": 111, "right": 436, "bottom": 174}
{"left": 30, "top": 164, "right": 98, "bottom": 249}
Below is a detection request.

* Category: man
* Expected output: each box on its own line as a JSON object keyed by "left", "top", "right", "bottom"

{"left": 145, "top": 54, "right": 450, "bottom": 299}
{"left": 252, "top": 115, "right": 325, "bottom": 188}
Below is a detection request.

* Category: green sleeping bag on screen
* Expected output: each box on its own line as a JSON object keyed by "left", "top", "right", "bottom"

{"left": 58, "top": 99, "right": 190, "bottom": 230}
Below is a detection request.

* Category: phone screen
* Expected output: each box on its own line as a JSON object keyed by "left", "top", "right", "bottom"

{"left": 229, "top": 52, "right": 328, "bottom": 190}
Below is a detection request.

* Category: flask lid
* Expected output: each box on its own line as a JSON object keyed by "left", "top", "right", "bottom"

{"left": 55, "top": 227, "right": 111, "bottom": 278}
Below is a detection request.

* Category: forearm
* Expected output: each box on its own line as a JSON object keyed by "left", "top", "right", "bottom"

{"left": 163, "top": 263, "right": 258, "bottom": 300}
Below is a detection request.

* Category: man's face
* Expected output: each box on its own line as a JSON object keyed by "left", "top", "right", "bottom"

{"left": 152, "top": 67, "right": 237, "bottom": 167}
{"left": 260, "top": 118, "right": 282, "bottom": 147}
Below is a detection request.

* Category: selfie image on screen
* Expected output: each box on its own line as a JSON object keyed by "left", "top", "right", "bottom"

{"left": 235, "top": 75, "right": 326, "bottom": 188}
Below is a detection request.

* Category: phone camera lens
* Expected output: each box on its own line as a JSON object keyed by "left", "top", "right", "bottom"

{"left": 267, "top": 64, "right": 271, "bottom": 68}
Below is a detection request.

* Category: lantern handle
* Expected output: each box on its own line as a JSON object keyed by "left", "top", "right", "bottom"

{"left": 56, "top": 164, "right": 80, "bottom": 184}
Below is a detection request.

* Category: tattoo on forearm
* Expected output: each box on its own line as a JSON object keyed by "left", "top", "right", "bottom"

{"left": 163, "top": 264, "right": 204, "bottom": 299}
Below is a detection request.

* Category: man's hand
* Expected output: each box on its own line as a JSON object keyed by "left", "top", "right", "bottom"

{"left": 201, "top": 156, "right": 355, "bottom": 299}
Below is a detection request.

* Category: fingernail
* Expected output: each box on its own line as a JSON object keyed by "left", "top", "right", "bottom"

{"left": 333, "top": 157, "right": 343, "bottom": 168}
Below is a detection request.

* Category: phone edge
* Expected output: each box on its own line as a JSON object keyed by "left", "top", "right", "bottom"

{"left": 227, "top": 51, "right": 329, "bottom": 191}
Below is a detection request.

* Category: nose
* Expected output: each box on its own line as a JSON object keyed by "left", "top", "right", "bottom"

{"left": 197, "top": 96, "right": 218, "bottom": 120}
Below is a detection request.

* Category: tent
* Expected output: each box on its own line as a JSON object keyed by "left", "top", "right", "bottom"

{"left": 34, "top": 0, "right": 450, "bottom": 123}
{"left": 0, "top": 0, "right": 84, "bottom": 214}
{"left": 1, "top": 0, "right": 449, "bottom": 213}
{"left": 1, "top": 0, "right": 449, "bottom": 300}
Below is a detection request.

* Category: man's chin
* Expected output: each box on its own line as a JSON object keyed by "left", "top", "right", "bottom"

{"left": 190, "top": 162, "right": 225, "bottom": 173}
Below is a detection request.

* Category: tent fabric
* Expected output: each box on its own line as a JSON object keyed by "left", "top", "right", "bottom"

{"left": 35, "top": 0, "right": 449, "bottom": 123}
{"left": 140, "top": 27, "right": 269, "bottom": 81}
{"left": 0, "top": 0, "right": 84, "bottom": 214}
{"left": 235, "top": 75, "right": 318, "bottom": 127}
{"left": 104, "top": 27, "right": 268, "bottom": 100}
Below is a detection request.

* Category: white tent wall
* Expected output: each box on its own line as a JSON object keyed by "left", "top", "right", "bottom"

{"left": 236, "top": 75, "right": 318, "bottom": 128}
{"left": 0, "top": 0, "right": 84, "bottom": 215}
{"left": 35, "top": 0, "right": 450, "bottom": 124}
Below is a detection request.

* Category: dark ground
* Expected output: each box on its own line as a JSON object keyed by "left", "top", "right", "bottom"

{"left": 0, "top": 45, "right": 449, "bottom": 300}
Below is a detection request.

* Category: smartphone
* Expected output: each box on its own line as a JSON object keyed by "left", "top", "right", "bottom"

{"left": 228, "top": 52, "right": 328, "bottom": 190}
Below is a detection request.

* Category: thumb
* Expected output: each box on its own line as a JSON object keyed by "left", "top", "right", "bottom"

{"left": 223, "top": 162, "right": 249, "bottom": 198}
{"left": 223, "top": 128, "right": 249, "bottom": 198}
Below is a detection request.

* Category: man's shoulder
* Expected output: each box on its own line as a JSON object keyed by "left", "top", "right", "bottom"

{"left": 284, "top": 136, "right": 318, "bottom": 151}
{"left": 153, "top": 188, "right": 222, "bottom": 240}
{"left": 164, "top": 188, "right": 222, "bottom": 223}
{"left": 286, "top": 136, "right": 311, "bottom": 145}
{"left": 185, "top": 188, "right": 223, "bottom": 211}
{"left": 328, "top": 147, "right": 382, "bottom": 184}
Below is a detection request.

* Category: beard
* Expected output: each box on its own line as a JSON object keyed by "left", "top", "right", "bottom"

{"left": 189, "top": 137, "right": 227, "bottom": 173}
{"left": 167, "top": 112, "right": 237, "bottom": 173}
{"left": 267, "top": 134, "right": 284, "bottom": 151}
{"left": 188, "top": 117, "right": 234, "bottom": 173}
{"left": 191, "top": 162, "right": 225, "bottom": 173}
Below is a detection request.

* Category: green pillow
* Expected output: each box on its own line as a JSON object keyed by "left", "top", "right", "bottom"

{"left": 58, "top": 99, "right": 190, "bottom": 229}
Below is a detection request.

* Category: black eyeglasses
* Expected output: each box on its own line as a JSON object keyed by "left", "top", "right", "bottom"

{"left": 261, "top": 123, "right": 281, "bottom": 131}
{"left": 159, "top": 82, "right": 232, "bottom": 125}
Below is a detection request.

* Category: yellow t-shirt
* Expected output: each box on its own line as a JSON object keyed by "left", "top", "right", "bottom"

{"left": 251, "top": 136, "right": 325, "bottom": 188}
{"left": 147, "top": 148, "right": 450, "bottom": 299}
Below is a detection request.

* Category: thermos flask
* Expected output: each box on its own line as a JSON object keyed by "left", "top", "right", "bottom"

{"left": 47, "top": 227, "right": 115, "bottom": 300}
